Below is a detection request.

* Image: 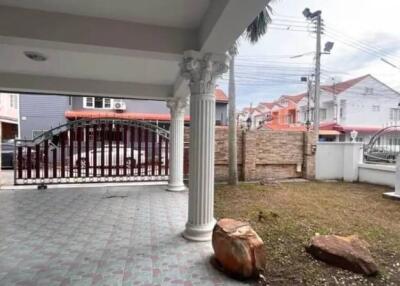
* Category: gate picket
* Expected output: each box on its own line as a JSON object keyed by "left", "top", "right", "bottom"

{"left": 52, "top": 146, "right": 57, "bottom": 178}
{"left": 85, "top": 125, "right": 90, "bottom": 176}
{"left": 138, "top": 127, "right": 142, "bottom": 176}
{"left": 35, "top": 144, "right": 40, "bottom": 179}
{"left": 44, "top": 140, "right": 49, "bottom": 178}
{"left": 17, "top": 146, "right": 22, "bottom": 179}
{"left": 151, "top": 132, "right": 156, "bottom": 175}
{"left": 116, "top": 124, "right": 120, "bottom": 176}
{"left": 61, "top": 132, "right": 65, "bottom": 178}
{"left": 123, "top": 125, "right": 127, "bottom": 176}
{"left": 93, "top": 124, "right": 97, "bottom": 177}
{"left": 144, "top": 129, "right": 149, "bottom": 176}
{"left": 27, "top": 147, "right": 32, "bottom": 179}
{"left": 69, "top": 128, "right": 74, "bottom": 178}
{"left": 108, "top": 122, "right": 113, "bottom": 176}
{"left": 130, "top": 126, "right": 135, "bottom": 176}
{"left": 101, "top": 123, "right": 105, "bottom": 177}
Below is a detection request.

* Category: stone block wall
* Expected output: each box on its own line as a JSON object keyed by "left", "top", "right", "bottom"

{"left": 184, "top": 127, "right": 316, "bottom": 181}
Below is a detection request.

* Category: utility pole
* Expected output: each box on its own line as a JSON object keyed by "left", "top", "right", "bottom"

{"left": 306, "top": 77, "right": 312, "bottom": 131}
{"left": 303, "top": 8, "right": 323, "bottom": 141}
{"left": 314, "top": 12, "right": 322, "bottom": 141}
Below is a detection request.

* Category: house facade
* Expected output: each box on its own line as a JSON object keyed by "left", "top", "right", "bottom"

{"left": 239, "top": 74, "right": 400, "bottom": 142}
{"left": 297, "top": 75, "right": 400, "bottom": 142}
{"left": 0, "top": 93, "right": 19, "bottom": 140}
{"left": 19, "top": 88, "right": 228, "bottom": 139}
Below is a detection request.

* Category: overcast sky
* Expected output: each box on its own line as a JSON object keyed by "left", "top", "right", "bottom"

{"left": 217, "top": 0, "right": 400, "bottom": 109}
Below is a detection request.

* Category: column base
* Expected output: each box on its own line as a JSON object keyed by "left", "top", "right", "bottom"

{"left": 166, "top": 183, "right": 187, "bottom": 192}
{"left": 182, "top": 219, "right": 216, "bottom": 242}
{"left": 383, "top": 192, "right": 400, "bottom": 201}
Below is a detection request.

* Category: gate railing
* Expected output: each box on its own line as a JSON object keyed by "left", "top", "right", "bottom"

{"left": 364, "top": 125, "right": 400, "bottom": 164}
{"left": 14, "top": 119, "right": 169, "bottom": 185}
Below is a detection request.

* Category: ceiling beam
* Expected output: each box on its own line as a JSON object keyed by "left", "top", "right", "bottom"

{"left": 0, "top": 73, "right": 172, "bottom": 100}
{"left": 0, "top": 5, "right": 198, "bottom": 58}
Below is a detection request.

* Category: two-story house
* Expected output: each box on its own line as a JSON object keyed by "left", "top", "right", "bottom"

{"left": 297, "top": 74, "right": 400, "bottom": 142}
{"left": 19, "top": 88, "right": 229, "bottom": 139}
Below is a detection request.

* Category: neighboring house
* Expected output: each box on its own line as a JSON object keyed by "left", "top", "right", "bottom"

{"left": 214, "top": 88, "right": 229, "bottom": 126}
{"left": 238, "top": 74, "right": 400, "bottom": 142}
{"left": 267, "top": 94, "right": 305, "bottom": 127}
{"left": 0, "top": 93, "right": 19, "bottom": 140}
{"left": 238, "top": 94, "right": 304, "bottom": 130}
{"left": 19, "top": 94, "right": 71, "bottom": 139}
{"left": 19, "top": 88, "right": 228, "bottom": 139}
{"left": 237, "top": 106, "right": 264, "bottom": 130}
{"left": 297, "top": 74, "right": 400, "bottom": 142}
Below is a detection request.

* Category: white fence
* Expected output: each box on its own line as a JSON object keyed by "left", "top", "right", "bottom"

{"left": 316, "top": 142, "right": 396, "bottom": 187}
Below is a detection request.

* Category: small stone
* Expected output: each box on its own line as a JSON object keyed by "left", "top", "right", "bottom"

{"left": 306, "top": 234, "right": 378, "bottom": 276}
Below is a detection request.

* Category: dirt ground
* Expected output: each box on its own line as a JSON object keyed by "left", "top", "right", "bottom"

{"left": 215, "top": 181, "right": 400, "bottom": 285}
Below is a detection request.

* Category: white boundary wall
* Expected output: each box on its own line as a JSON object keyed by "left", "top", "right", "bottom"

{"left": 358, "top": 163, "right": 395, "bottom": 187}
{"left": 316, "top": 142, "right": 396, "bottom": 187}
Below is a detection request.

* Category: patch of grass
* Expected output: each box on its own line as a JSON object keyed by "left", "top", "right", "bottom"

{"left": 215, "top": 181, "right": 400, "bottom": 285}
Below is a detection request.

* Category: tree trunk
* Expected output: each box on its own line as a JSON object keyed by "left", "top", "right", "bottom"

{"left": 228, "top": 53, "right": 238, "bottom": 185}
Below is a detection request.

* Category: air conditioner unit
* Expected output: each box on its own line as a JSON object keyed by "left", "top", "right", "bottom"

{"left": 113, "top": 101, "right": 126, "bottom": 111}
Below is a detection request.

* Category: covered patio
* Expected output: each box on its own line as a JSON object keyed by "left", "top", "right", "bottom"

{"left": 0, "top": 0, "right": 267, "bottom": 241}
{"left": 0, "top": 185, "right": 247, "bottom": 285}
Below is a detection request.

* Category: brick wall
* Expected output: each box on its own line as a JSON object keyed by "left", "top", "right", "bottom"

{"left": 184, "top": 127, "right": 316, "bottom": 182}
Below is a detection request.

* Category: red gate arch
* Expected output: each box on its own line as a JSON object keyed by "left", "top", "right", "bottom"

{"left": 14, "top": 119, "right": 169, "bottom": 185}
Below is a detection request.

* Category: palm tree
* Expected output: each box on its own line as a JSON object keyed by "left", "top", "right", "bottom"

{"left": 228, "top": 2, "right": 273, "bottom": 185}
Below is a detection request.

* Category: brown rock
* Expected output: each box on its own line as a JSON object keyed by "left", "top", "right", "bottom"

{"left": 306, "top": 234, "right": 378, "bottom": 276}
{"left": 212, "top": 218, "right": 266, "bottom": 279}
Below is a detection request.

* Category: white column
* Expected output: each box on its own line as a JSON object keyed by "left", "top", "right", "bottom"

{"left": 166, "top": 97, "right": 188, "bottom": 192}
{"left": 180, "top": 51, "right": 229, "bottom": 241}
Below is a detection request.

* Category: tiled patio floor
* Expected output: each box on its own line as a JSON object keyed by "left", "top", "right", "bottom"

{"left": 0, "top": 185, "right": 248, "bottom": 286}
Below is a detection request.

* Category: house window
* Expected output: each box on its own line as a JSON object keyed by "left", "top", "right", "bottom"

{"left": 9, "top": 94, "right": 17, "bottom": 109}
{"left": 84, "top": 97, "right": 94, "bottom": 108}
{"left": 364, "top": 87, "right": 374, "bottom": 95}
{"left": 320, "top": 109, "right": 327, "bottom": 121}
{"left": 104, "top": 98, "right": 111, "bottom": 108}
{"left": 390, "top": 108, "right": 400, "bottom": 121}
{"left": 372, "top": 105, "right": 380, "bottom": 112}
{"left": 84, "top": 97, "right": 113, "bottom": 109}
{"left": 94, "top": 97, "right": 103, "bottom": 108}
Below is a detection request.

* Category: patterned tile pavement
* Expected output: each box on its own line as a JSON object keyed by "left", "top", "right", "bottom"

{"left": 0, "top": 185, "right": 249, "bottom": 286}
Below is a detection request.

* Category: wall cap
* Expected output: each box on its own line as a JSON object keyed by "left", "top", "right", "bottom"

{"left": 358, "top": 163, "right": 395, "bottom": 172}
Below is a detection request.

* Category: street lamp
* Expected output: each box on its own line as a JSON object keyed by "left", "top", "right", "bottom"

{"left": 324, "top": 41, "right": 334, "bottom": 53}
{"left": 302, "top": 8, "right": 321, "bottom": 19}
{"left": 350, "top": 130, "right": 358, "bottom": 142}
{"left": 246, "top": 117, "right": 252, "bottom": 130}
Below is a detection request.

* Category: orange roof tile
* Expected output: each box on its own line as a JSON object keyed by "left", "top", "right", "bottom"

{"left": 284, "top": 93, "right": 306, "bottom": 103}
{"left": 321, "top": 74, "right": 370, "bottom": 94}
{"left": 260, "top": 102, "right": 274, "bottom": 109}
{"left": 215, "top": 88, "right": 228, "bottom": 102}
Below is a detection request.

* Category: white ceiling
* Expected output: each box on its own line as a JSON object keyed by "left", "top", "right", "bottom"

{"left": 0, "top": 44, "right": 179, "bottom": 85}
{"left": 0, "top": 0, "right": 210, "bottom": 29}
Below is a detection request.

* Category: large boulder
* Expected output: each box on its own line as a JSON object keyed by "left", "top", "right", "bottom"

{"left": 212, "top": 218, "right": 266, "bottom": 279}
{"left": 306, "top": 234, "right": 378, "bottom": 276}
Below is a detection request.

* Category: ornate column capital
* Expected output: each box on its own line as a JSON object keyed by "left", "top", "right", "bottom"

{"left": 180, "top": 51, "right": 229, "bottom": 95}
{"left": 167, "top": 96, "right": 189, "bottom": 116}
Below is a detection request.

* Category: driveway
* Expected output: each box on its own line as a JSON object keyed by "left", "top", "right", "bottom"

{"left": 0, "top": 185, "right": 247, "bottom": 286}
